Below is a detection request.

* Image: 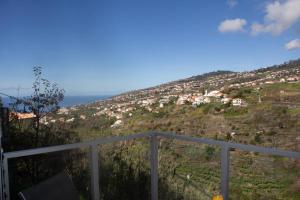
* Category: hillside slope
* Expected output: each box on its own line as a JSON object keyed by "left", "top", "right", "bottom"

{"left": 45, "top": 59, "right": 300, "bottom": 200}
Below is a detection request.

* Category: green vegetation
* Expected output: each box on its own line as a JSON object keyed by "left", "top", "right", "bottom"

{"left": 88, "top": 82, "right": 299, "bottom": 199}
{"left": 3, "top": 65, "right": 300, "bottom": 200}
{"left": 61, "top": 83, "right": 300, "bottom": 200}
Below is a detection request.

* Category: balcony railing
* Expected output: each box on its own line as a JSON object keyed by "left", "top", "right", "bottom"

{"left": 1, "top": 131, "right": 300, "bottom": 200}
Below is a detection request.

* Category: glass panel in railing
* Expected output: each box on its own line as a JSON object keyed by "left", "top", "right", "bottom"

{"left": 229, "top": 150, "right": 300, "bottom": 200}
{"left": 158, "top": 138, "right": 222, "bottom": 200}
{"left": 99, "top": 137, "right": 151, "bottom": 200}
{"left": 7, "top": 149, "right": 90, "bottom": 200}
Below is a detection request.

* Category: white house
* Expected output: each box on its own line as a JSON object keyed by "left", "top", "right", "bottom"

{"left": 111, "top": 120, "right": 122, "bottom": 128}
{"left": 205, "top": 90, "right": 223, "bottom": 98}
{"left": 192, "top": 96, "right": 211, "bottom": 106}
{"left": 232, "top": 98, "right": 247, "bottom": 107}
{"left": 287, "top": 77, "right": 299, "bottom": 82}
{"left": 203, "top": 97, "right": 211, "bottom": 103}
{"left": 57, "top": 108, "right": 69, "bottom": 115}
{"left": 140, "top": 99, "right": 156, "bottom": 107}
{"left": 280, "top": 78, "right": 286, "bottom": 83}
{"left": 159, "top": 97, "right": 170, "bottom": 107}
{"left": 176, "top": 95, "right": 190, "bottom": 105}
{"left": 221, "top": 97, "right": 232, "bottom": 104}
{"left": 265, "top": 81, "right": 274, "bottom": 84}
{"left": 66, "top": 118, "right": 75, "bottom": 123}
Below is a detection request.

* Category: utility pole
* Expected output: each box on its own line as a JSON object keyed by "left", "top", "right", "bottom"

{"left": 280, "top": 90, "right": 284, "bottom": 102}
{"left": 257, "top": 87, "right": 262, "bottom": 103}
{"left": 0, "top": 86, "right": 30, "bottom": 102}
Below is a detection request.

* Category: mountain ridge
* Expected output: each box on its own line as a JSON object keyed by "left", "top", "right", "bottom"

{"left": 108, "top": 58, "right": 300, "bottom": 102}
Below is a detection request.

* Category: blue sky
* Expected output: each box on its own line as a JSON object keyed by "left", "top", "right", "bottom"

{"left": 0, "top": 0, "right": 300, "bottom": 96}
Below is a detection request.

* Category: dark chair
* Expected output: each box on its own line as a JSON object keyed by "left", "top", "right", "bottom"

{"left": 19, "top": 172, "right": 79, "bottom": 200}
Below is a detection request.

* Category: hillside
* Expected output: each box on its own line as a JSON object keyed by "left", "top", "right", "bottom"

{"left": 100, "top": 59, "right": 300, "bottom": 104}
{"left": 48, "top": 59, "right": 300, "bottom": 149}
{"left": 43, "top": 59, "right": 300, "bottom": 199}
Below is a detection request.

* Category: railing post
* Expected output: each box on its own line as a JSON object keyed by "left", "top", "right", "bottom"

{"left": 3, "top": 157, "right": 9, "bottom": 200}
{"left": 0, "top": 152, "right": 2, "bottom": 200}
{"left": 89, "top": 144, "right": 100, "bottom": 200}
{"left": 220, "top": 144, "right": 229, "bottom": 200}
{"left": 150, "top": 134, "right": 158, "bottom": 200}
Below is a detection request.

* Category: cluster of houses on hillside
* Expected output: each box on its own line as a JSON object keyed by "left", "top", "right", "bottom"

{"left": 176, "top": 90, "right": 247, "bottom": 107}
{"left": 12, "top": 86, "right": 250, "bottom": 127}
{"left": 99, "top": 68, "right": 300, "bottom": 128}
{"left": 82, "top": 70, "right": 299, "bottom": 125}
{"left": 96, "top": 89, "right": 249, "bottom": 127}
{"left": 113, "top": 65, "right": 300, "bottom": 105}
{"left": 47, "top": 88, "right": 249, "bottom": 127}
{"left": 10, "top": 63, "right": 300, "bottom": 128}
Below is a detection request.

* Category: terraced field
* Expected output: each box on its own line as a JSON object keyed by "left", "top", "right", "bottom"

{"left": 157, "top": 141, "right": 300, "bottom": 200}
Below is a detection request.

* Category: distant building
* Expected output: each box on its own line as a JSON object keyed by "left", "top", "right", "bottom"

{"left": 10, "top": 112, "right": 36, "bottom": 120}
{"left": 221, "top": 97, "right": 232, "bottom": 104}
{"left": 287, "top": 77, "right": 299, "bottom": 82}
{"left": 203, "top": 97, "right": 211, "bottom": 104}
{"left": 204, "top": 90, "right": 223, "bottom": 98}
{"left": 40, "top": 116, "right": 48, "bottom": 125}
{"left": 57, "top": 108, "right": 69, "bottom": 115}
{"left": 232, "top": 98, "right": 247, "bottom": 107}
{"left": 146, "top": 106, "right": 153, "bottom": 112}
{"left": 192, "top": 96, "right": 210, "bottom": 106}
{"left": 265, "top": 81, "right": 274, "bottom": 84}
{"left": 159, "top": 97, "right": 170, "bottom": 107}
{"left": 176, "top": 95, "right": 190, "bottom": 105}
{"left": 66, "top": 118, "right": 75, "bottom": 123}
{"left": 111, "top": 120, "right": 122, "bottom": 128}
{"left": 140, "top": 99, "right": 156, "bottom": 107}
{"left": 70, "top": 107, "right": 78, "bottom": 111}
{"left": 280, "top": 78, "right": 286, "bottom": 83}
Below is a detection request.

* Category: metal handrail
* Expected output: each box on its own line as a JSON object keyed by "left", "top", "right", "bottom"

{"left": 1, "top": 131, "right": 300, "bottom": 200}
{"left": 2, "top": 131, "right": 152, "bottom": 200}
{"left": 4, "top": 132, "right": 151, "bottom": 159}
{"left": 157, "top": 132, "right": 300, "bottom": 158}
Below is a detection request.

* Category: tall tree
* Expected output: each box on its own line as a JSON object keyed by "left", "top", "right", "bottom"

{"left": 7, "top": 67, "right": 83, "bottom": 199}
{"left": 13, "top": 66, "right": 65, "bottom": 147}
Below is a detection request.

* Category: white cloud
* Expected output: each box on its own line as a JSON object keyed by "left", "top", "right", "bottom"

{"left": 227, "top": 0, "right": 238, "bottom": 8}
{"left": 285, "top": 39, "right": 300, "bottom": 50}
{"left": 218, "top": 18, "right": 247, "bottom": 33}
{"left": 251, "top": 0, "right": 300, "bottom": 35}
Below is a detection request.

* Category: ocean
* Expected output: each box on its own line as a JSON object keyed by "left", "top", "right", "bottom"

{"left": 0, "top": 95, "right": 110, "bottom": 108}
